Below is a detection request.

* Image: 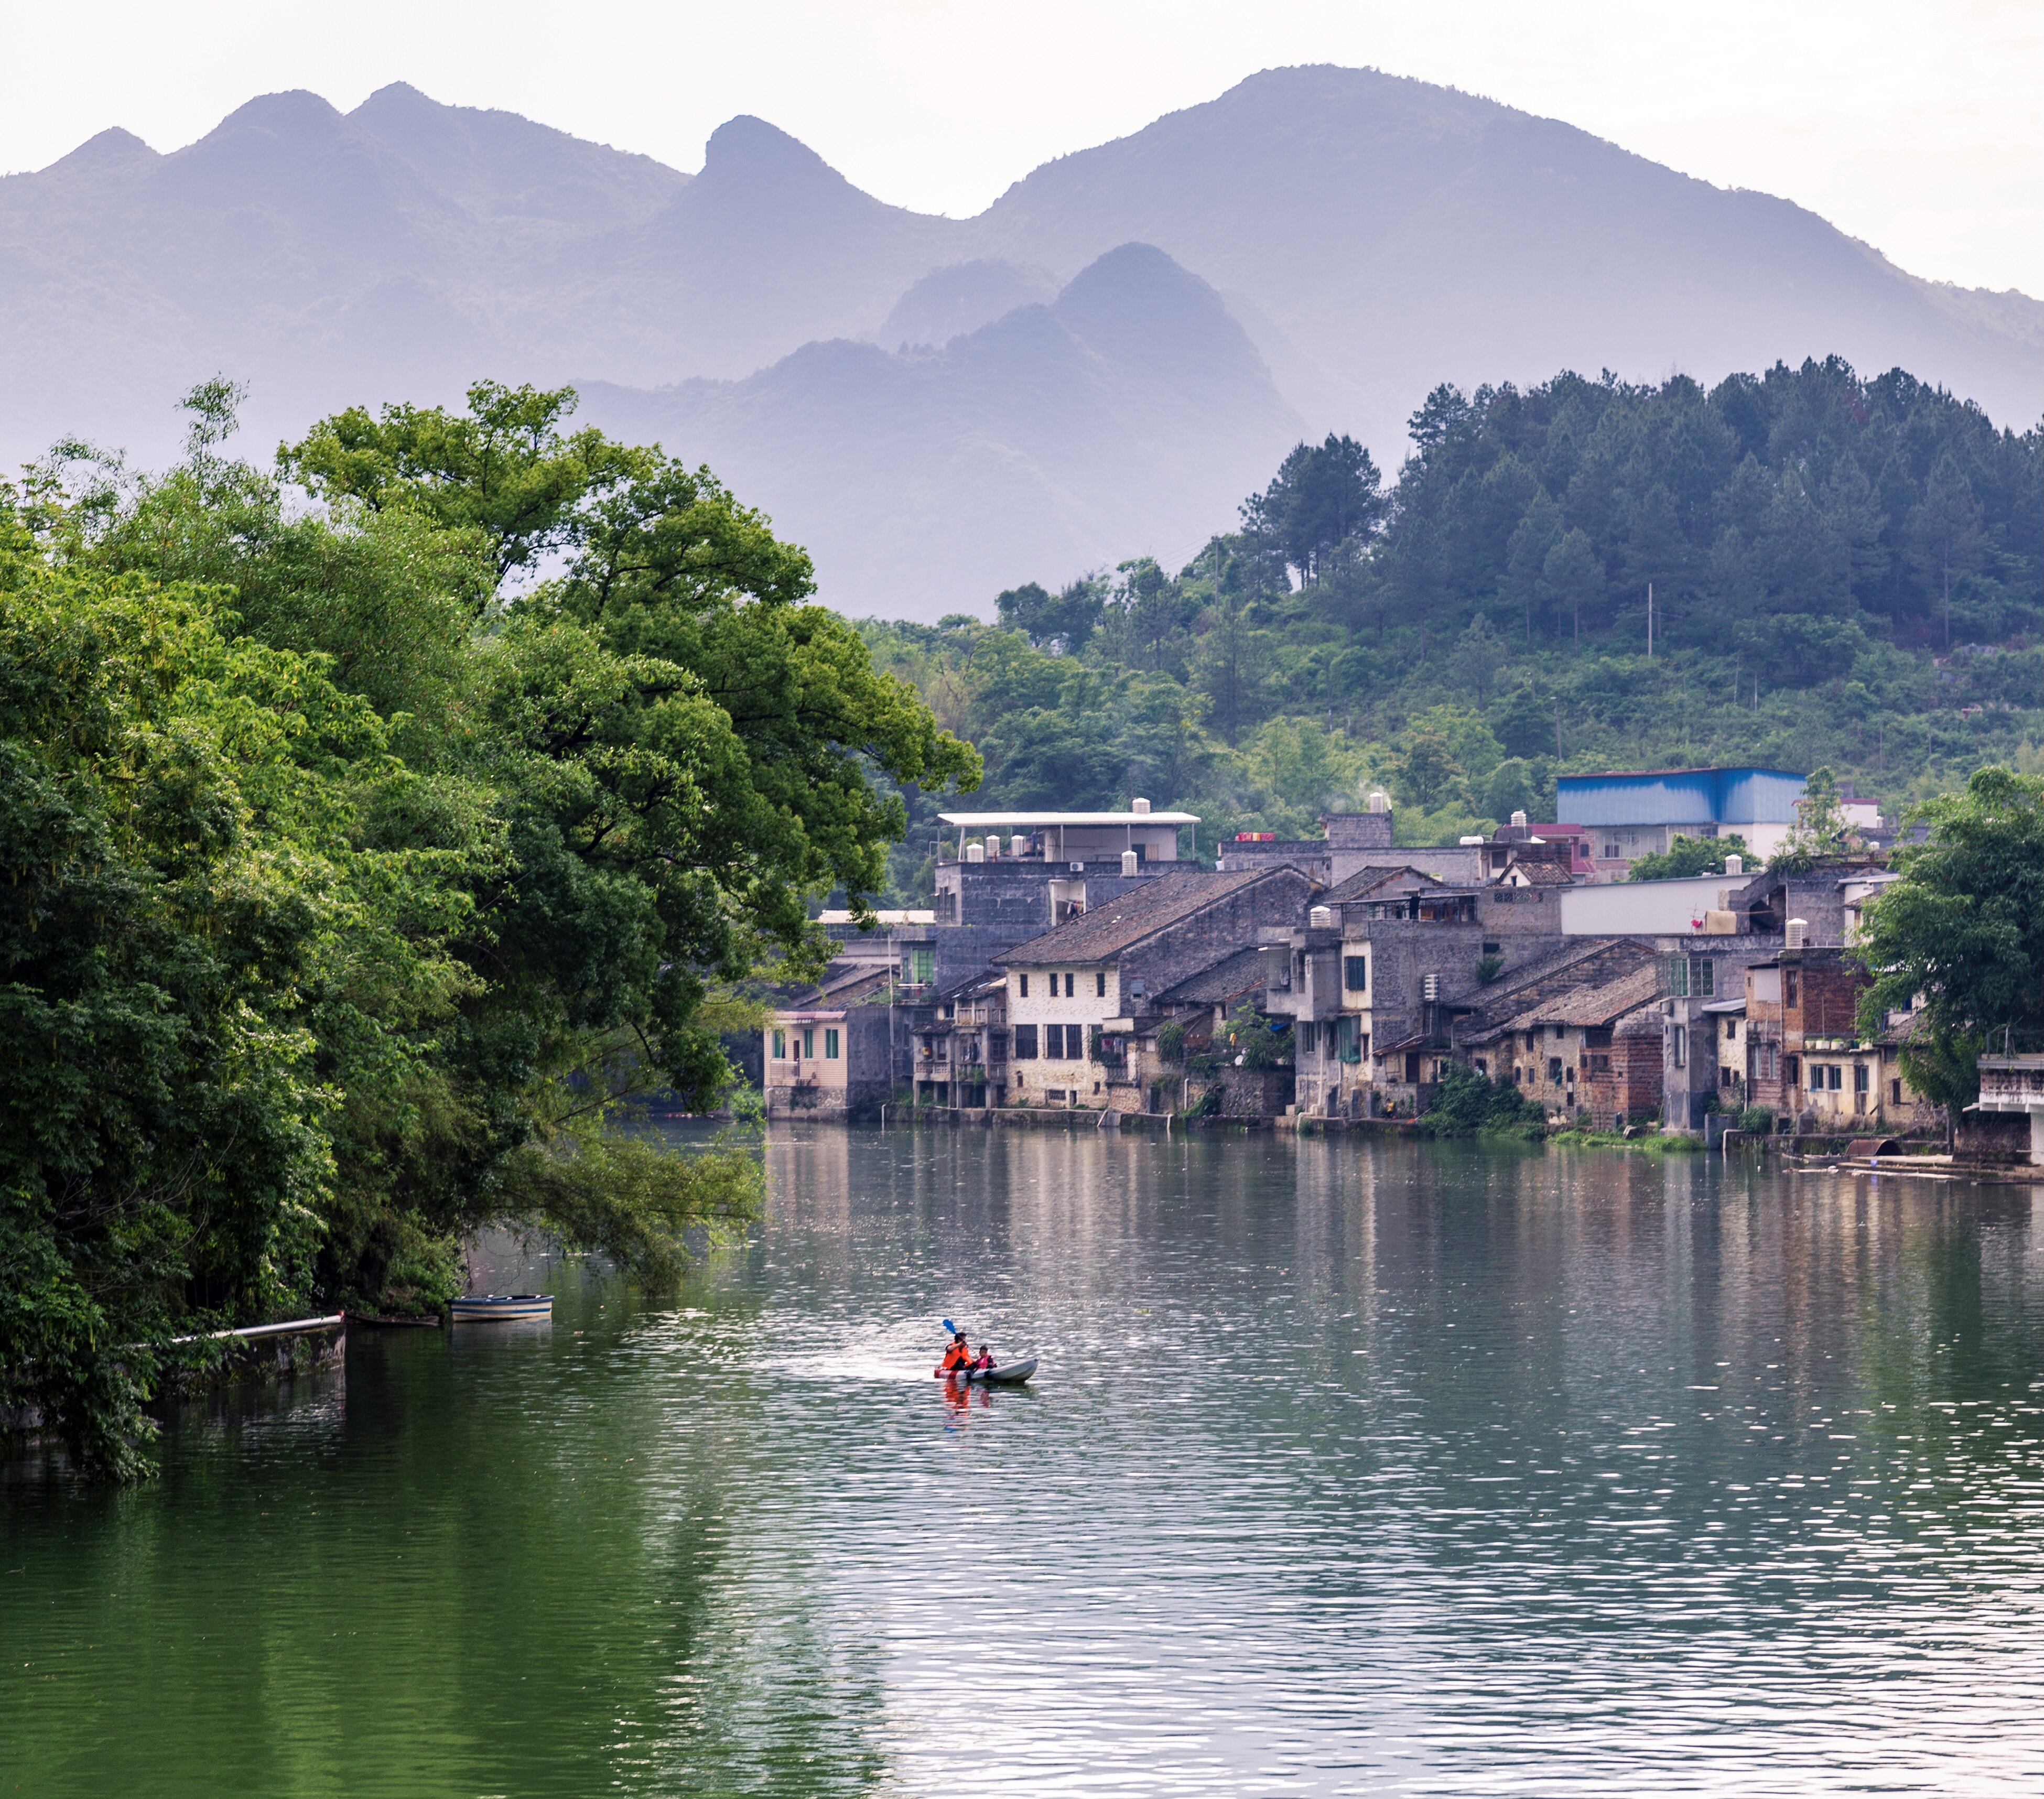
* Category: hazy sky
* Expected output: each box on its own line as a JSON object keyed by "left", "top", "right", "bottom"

{"left": 8, "top": 0, "right": 2041, "bottom": 296}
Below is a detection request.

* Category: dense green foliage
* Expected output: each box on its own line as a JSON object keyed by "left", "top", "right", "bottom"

{"left": 1856, "top": 767, "right": 2044, "bottom": 1119}
{"left": 1422, "top": 1063, "right": 1545, "bottom": 1136}
{"left": 1, "top": 382, "right": 976, "bottom": 1475}
{"left": 1628, "top": 835, "right": 1751, "bottom": 881}
{"left": 862, "top": 358, "right": 2041, "bottom": 893}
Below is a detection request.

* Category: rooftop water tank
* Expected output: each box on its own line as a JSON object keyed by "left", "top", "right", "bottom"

{"left": 1010, "top": 835, "right": 1028, "bottom": 858}
{"left": 1131, "top": 797, "right": 1151, "bottom": 814}
{"left": 1121, "top": 850, "right": 1140, "bottom": 875}
{"left": 1368, "top": 790, "right": 1390, "bottom": 814}
{"left": 1510, "top": 810, "right": 1528, "bottom": 828}
{"left": 1310, "top": 906, "right": 1335, "bottom": 928}
{"left": 1724, "top": 853, "right": 1744, "bottom": 875}
{"left": 966, "top": 841, "right": 985, "bottom": 863}
{"left": 1787, "top": 917, "right": 1808, "bottom": 948}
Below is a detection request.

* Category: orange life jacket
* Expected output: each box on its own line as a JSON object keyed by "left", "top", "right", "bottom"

{"left": 939, "top": 1342, "right": 971, "bottom": 1371}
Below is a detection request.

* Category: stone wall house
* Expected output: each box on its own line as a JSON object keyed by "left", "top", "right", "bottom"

{"left": 1463, "top": 957, "right": 1663, "bottom": 1126}
{"left": 1967, "top": 1055, "right": 2044, "bottom": 1164}
{"left": 908, "top": 969, "right": 1008, "bottom": 1109}
{"left": 1126, "top": 946, "right": 1286, "bottom": 1115}
{"left": 1737, "top": 947, "right": 1939, "bottom": 1134}
{"left": 998, "top": 866, "right": 1314, "bottom": 1111}
{"left": 1264, "top": 862, "right": 1576, "bottom": 1119}
{"left": 764, "top": 961, "right": 895, "bottom": 1120}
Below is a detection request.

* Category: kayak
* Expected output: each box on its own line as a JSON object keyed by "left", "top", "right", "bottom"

{"left": 938, "top": 1357, "right": 1036, "bottom": 1385}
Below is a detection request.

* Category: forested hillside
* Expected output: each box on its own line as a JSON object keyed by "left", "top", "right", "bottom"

{"left": 860, "top": 356, "right": 2043, "bottom": 894}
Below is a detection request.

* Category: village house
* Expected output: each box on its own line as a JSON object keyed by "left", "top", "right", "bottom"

{"left": 887, "top": 802, "right": 1195, "bottom": 1086}
{"left": 1119, "top": 946, "right": 1287, "bottom": 1117}
{"left": 1557, "top": 766, "right": 1807, "bottom": 881}
{"left": 1468, "top": 961, "right": 1664, "bottom": 1127}
{"left": 1970, "top": 1055, "right": 2044, "bottom": 1165}
{"left": 996, "top": 865, "right": 1314, "bottom": 1111}
{"left": 1264, "top": 858, "right": 1578, "bottom": 1118}
{"left": 764, "top": 959, "right": 894, "bottom": 1120}
{"left": 907, "top": 970, "right": 1008, "bottom": 1109}
{"left": 1738, "top": 939, "right": 1938, "bottom": 1133}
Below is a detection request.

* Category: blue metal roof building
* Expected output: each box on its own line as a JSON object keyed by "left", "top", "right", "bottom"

{"left": 1558, "top": 768, "right": 1806, "bottom": 830}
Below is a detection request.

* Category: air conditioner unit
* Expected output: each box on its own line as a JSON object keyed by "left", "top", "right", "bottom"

{"left": 1070, "top": 860, "right": 1085, "bottom": 872}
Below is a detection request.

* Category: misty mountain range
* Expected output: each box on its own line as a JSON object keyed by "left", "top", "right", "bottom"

{"left": 4, "top": 66, "right": 2039, "bottom": 617}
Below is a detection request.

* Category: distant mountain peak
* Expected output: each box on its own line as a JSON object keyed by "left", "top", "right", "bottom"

{"left": 700, "top": 114, "right": 845, "bottom": 190}
{"left": 200, "top": 90, "right": 348, "bottom": 145}
{"left": 41, "top": 126, "right": 158, "bottom": 177}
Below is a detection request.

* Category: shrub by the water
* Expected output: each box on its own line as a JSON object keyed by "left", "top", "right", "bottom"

{"left": 1422, "top": 1062, "right": 1545, "bottom": 1136}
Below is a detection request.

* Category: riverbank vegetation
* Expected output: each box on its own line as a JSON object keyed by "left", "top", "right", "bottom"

{"left": 0, "top": 380, "right": 977, "bottom": 1475}
{"left": 860, "top": 356, "right": 2040, "bottom": 893}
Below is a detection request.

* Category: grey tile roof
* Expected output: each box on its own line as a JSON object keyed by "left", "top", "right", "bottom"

{"left": 1319, "top": 864, "right": 1445, "bottom": 905}
{"left": 1457, "top": 939, "right": 1659, "bottom": 1042}
{"left": 994, "top": 868, "right": 1279, "bottom": 966}
{"left": 1493, "top": 963, "right": 1663, "bottom": 1032}
{"left": 1156, "top": 944, "right": 1266, "bottom": 1006}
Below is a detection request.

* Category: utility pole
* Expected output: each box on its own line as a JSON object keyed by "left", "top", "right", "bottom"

{"left": 1647, "top": 582, "right": 1653, "bottom": 659}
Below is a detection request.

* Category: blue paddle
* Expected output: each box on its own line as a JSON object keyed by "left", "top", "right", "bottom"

{"left": 943, "top": 1317, "right": 958, "bottom": 1336}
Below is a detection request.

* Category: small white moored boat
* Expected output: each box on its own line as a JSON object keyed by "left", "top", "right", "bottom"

{"left": 450, "top": 1294, "right": 553, "bottom": 1322}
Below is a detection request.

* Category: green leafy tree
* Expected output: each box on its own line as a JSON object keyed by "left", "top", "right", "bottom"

{"left": 6, "top": 379, "right": 979, "bottom": 1476}
{"left": 995, "top": 577, "right": 1104, "bottom": 654}
{"left": 1768, "top": 766, "right": 1850, "bottom": 872}
{"left": 1240, "top": 434, "right": 1386, "bottom": 585}
{"left": 1541, "top": 528, "right": 1602, "bottom": 650}
{"left": 1393, "top": 723, "right": 1464, "bottom": 810}
{"left": 1855, "top": 767, "right": 2044, "bottom": 1126}
{"left": 1629, "top": 834, "right": 1751, "bottom": 881}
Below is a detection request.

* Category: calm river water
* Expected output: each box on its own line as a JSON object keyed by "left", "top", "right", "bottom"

{"left": 7, "top": 1130, "right": 2044, "bottom": 1795}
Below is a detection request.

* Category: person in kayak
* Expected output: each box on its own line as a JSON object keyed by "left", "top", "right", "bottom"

{"left": 938, "top": 1330, "right": 973, "bottom": 1375}
{"left": 972, "top": 1344, "right": 997, "bottom": 1373}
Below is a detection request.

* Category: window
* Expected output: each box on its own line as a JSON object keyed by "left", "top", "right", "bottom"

{"left": 1827, "top": 1065, "right": 1843, "bottom": 1091}
{"left": 1784, "top": 1055, "right": 1799, "bottom": 1087}
{"left": 1672, "top": 1026, "right": 1686, "bottom": 1068}
{"left": 1096, "top": 971, "right": 1107, "bottom": 998}
{"left": 824, "top": 1028, "right": 839, "bottom": 1059}
{"left": 1018, "top": 972, "right": 1029, "bottom": 998}
{"left": 1548, "top": 1057, "right": 1564, "bottom": 1083}
{"left": 1890, "top": 1078, "right": 1902, "bottom": 1104}
{"left": 1338, "top": 1016, "right": 1362, "bottom": 1064}
{"left": 1667, "top": 957, "right": 1715, "bottom": 998}
{"left": 1482, "top": 942, "right": 1501, "bottom": 957}
{"left": 907, "top": 946, "right": 933, "bottom": 984}
{"left": 1064, "top": 972, "right": 1075, "bottom": 998}
{"left": 1344, "top": 955, "right": 1369, "bottom": 992}
{"left": 772, "top": 1030, "right": 787, "bottom": 1060}
{"left": 1853, "top": 1064, "right": 1868, "bottom": 1092}
{"left": 1725, "top": 1019, "right": 1738, "bottom": 1041}
{"left": 1014, "top": 1025, "right": 1039, "bottom": 1059}
{"left": 1043, "top": 1024, "right": 1065, "bottom": 1059}
{"left": 1785, "top": 970, "right": 1799, "bottom": 1007}
{"left": 1475, "top": 1058, "right": 1488, "bottom": 1076}
{"left": 1298, "top": 1022, "right": 1317, "bottom": 1056}
{"left": 802, "top": 1028, "right": 814, "bottom": 1058}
